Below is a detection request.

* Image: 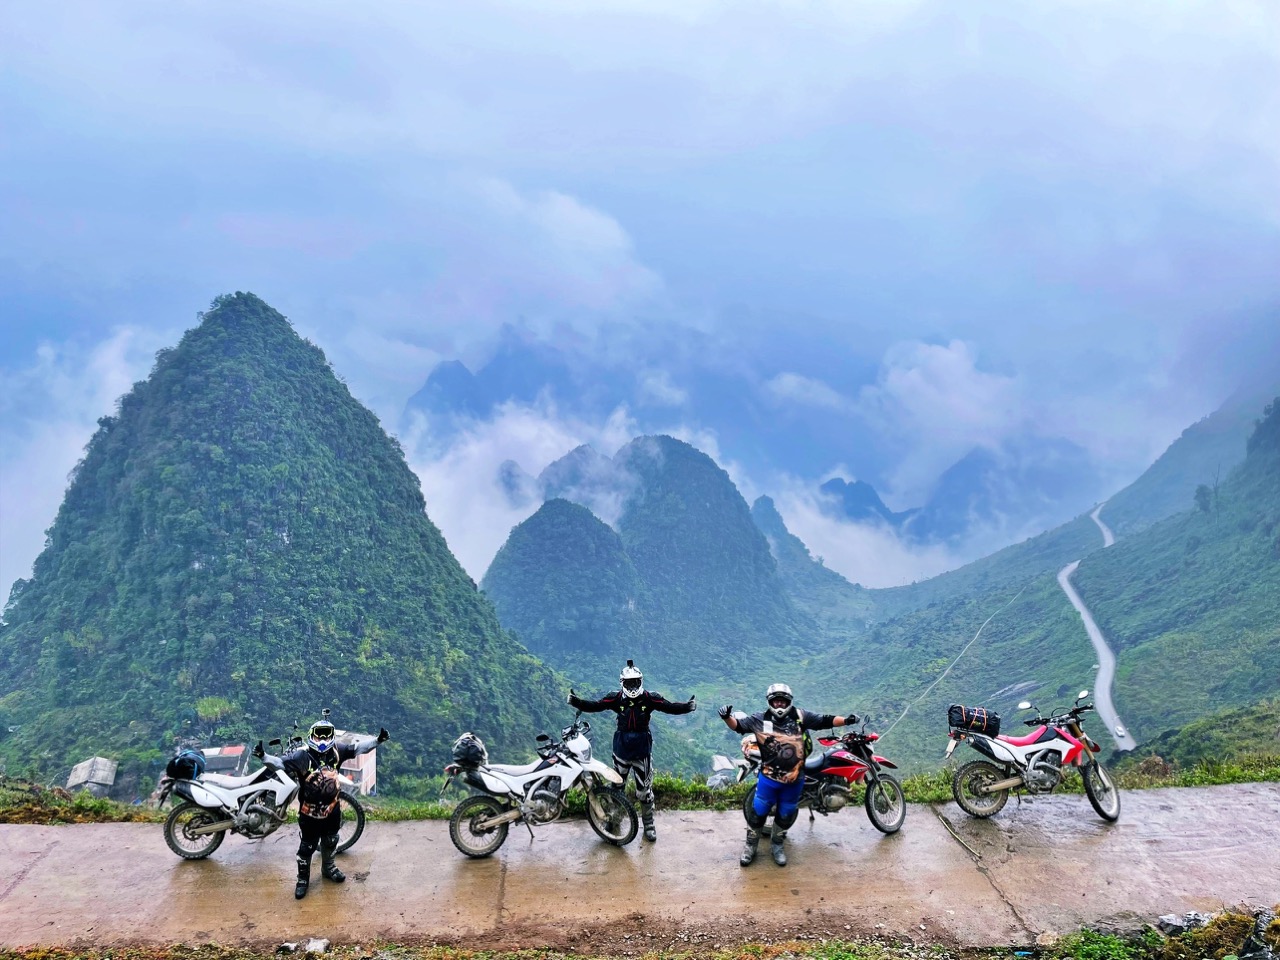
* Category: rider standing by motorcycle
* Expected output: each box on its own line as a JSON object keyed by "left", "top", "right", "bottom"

{"left": 568, "top": 659, "right": 696, "bottom": 842}
{"left": 719, "top": 684, "right": 857, "bottom": 867}
{"left": 282, "top": 718, "right": 389, "bottom": 899}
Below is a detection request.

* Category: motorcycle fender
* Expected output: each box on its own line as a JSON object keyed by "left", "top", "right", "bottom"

{"left": 872, "top": 755, "right": 897, "bottom": 768}
{"left": 468, "top": 769, "right": 518, "bottom": 796}
{"left": 583, "top": 759, "right": 623, "bottom": 784}
{"left": 970, "top": 736, "right": 1018, "bottom": 765}
{"left": 180, "top": 780, "right": 227, "bottom": 809}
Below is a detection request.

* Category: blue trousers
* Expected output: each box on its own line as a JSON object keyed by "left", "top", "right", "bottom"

{"left": 753, "top": 774, "right": 803, "bottom": 821}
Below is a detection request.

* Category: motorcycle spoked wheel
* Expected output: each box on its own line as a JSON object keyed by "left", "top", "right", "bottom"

{"left": 163, "top": 801, "right": 227, "bottom": 859}
{"left": 585, "top": 786, "right": 639, "bottom": 845}
{"left": 1082, "top": 760, "right": 1121, "bottom": 822}
{"left": 952, "top": 760, "right": 1010, "bottom": 818}
{"left": 335, "top": 791, "right": 366, "bottom": 853}
{"left": 449, "top": 794, "right": 510, "bottom": 858}
{"left": 864, "top": 773, "right": 906, "bottom": 834}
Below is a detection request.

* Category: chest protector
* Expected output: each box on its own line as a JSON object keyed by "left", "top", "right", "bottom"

{"left": 299, "top": 764, "right": 342, "bottom": 819}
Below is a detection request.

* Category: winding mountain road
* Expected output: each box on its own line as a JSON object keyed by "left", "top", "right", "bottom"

{"left": 1056, "top": 504, "right": 1132, "bottom": 751}
{"left": 3, "top": 784, "right": 1278, "bottom": 951}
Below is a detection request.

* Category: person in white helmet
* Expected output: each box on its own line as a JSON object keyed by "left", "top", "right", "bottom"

{"left": 568, "top": 659, "right": 696, "bottom": 841}
{"left": 719, "top": 684, "right": 857, "bottom": 867}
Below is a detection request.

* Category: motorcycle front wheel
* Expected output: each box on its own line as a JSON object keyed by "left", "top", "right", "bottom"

{"left": 1082, "top": 760, "right": 1121, "bottom": 821}
{"left": 335, "top": 791, "right": 366, "bottom": 853}
{"left": 163, "top": 802, "right": 227, "bottom": 859}
{"left": 449, "top": 795, "right": 510, "bottom": 858}
{"left": 586, "top": 786, "right": 639, "bottom": 845}
{"left": 952, "top": 760, "right": 1009, "bottom": 818}
{"left": 864, "top": 773, "right": 906, "bottom": 834}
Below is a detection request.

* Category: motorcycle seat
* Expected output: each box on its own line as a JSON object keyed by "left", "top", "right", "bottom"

{"left": 997, "top": 726, "right": 1047, "bottom": 747}
{"left": 804, "top": 751, "right": 828, "bottom": 771}
{"left": 202, "top": 769, "right": 269, "bottom": 788}
{"left": 485, "top": 759, "right": 549, "bottom": 776}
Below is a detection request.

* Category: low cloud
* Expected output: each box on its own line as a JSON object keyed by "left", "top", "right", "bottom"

{"left": 773, "top": 483, "right": 962, "bottom": 589}
{"left": 857, "top": 340, "right": 1026, "bottom": 504}
{"left": 765, "top": 372, "right": 853, "bottom": 412}
{"left": 637, "top": 369, "right": 688, "bottom": 408}
{"left": 0, "top": 328, "right": 166, "bottom": 601}
{"left": 402, "top": 401, "right": 638, "bottom": 581}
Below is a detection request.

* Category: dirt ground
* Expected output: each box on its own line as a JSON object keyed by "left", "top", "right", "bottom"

{"left": 2, "top": 783, "right": 1278, "bottom": 954}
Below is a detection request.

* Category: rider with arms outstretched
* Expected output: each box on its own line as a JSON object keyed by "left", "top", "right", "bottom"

{"left": 719, "top": 683, "right": 857, "bottom": 867}
{"left": 568, "top": 659, "right": 696, "bottom": 842}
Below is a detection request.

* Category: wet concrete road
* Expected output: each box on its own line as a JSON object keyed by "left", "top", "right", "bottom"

{"left": 2, "top": 783, "right": 1277, "bottom": 951}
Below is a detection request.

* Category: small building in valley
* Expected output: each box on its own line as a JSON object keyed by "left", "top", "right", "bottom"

{"left": 67, "top": 756, "right": 118, "bottom": 797}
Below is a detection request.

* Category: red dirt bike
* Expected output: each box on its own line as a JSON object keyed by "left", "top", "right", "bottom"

{"left": 945, "top": 689, "right": 1120, "bottom": 821}
{"left": 738, "top": 722, "right": 906, "bottom": 833}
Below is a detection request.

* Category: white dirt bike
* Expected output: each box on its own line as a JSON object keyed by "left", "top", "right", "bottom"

{"left": 442, "top": 713, "right": 639, "bottom": 858}
{"left": 945, "top": 688, "right": 1121, "bottom": 822}
{"left": 159, "top": 739, "right": 363, "bottom": 859}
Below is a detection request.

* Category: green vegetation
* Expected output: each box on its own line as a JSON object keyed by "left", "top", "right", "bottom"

{"left": 482, "top": 498, "right": 645, "bottom": 671}
{"left": 0, "top": 293, "right": 565, "bottom": 795}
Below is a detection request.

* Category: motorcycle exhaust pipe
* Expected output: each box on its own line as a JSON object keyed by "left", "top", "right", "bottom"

{"left": 188, "top": 819, "right": 235, "bottom": 836}
{"left": 980, "top": 776, "right": 1024, "bottom": 793}
{"left": 476, "top": 809, "right": 524, "bottom": 830}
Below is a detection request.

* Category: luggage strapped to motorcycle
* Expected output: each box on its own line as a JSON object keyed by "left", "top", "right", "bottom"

{"left": 948, "top": 704, "right": 1001, "bottom": 736}
{"left": 166, "top": 748, "right": 206, "bottom": 780}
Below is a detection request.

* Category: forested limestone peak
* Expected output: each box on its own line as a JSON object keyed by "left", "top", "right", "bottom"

{"left": 0, "top": 292, "right": 562, "bottom": 795}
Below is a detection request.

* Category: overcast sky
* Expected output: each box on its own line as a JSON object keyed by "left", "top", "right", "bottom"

{"left": 2, "top": 0, "right": 1278, "bottom": 593}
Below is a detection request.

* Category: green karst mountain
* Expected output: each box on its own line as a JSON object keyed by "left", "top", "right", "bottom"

{"left": 612, "top": 436, "right": 804, "bottom": 665}
{"left": 0, "top": 293, "right": 562, "bottom": 793}
{"left": 484, "top": 437, "right": 807, "bottom": 687}
{"left": 481, "top": 498, "right": 644, "bottom": 669}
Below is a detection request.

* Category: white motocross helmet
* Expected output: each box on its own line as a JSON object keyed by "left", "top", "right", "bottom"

{"left": 620, "top": 659, "right": 644, "bottom": 699}
{"left": 765, "top": 682, "right": 794, "bottom": 720}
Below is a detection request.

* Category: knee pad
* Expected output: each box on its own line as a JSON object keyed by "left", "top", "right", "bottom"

{"left": 744, "top": 804, "right": 767, "bottom": 831}
{"left": 319, "top": 833, "right": 339, "bottom": 854}
{"left": 774, "top": 807, "right": 799, "bottom": 830}
{"left": 297, "top": 839, "right": 317, "bottom": 860}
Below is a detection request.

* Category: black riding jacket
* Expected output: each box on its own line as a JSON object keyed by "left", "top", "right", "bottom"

{"left": 282, "top": 737, "right": 377, "bottom": 820}
{"left": 568, "top": 690, "right": 694, "bottom": 761}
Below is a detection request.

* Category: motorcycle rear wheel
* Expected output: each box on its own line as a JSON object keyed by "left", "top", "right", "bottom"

{"left": 864, "top": 773, "right": 906, "bottom": 834}
{"left": 586, "top": 786, "right": 639, "bottom": 845}
{"left": 163, "top": 801, "right": 227, "bottom": 859}
{"left": 952, "top": 760, "right": 1009, "bottom": 818}
{"left": 449, "top": 795, "right": 510, "bottom": 858}
{"left": 1082, "top": 760, "right": 1121, "bottom": 821}
{"left": 335, "top": 791, "right": 366, "bottom": 853}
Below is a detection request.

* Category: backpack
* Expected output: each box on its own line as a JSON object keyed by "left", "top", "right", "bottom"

{"left": 451, "top": 732, "right": 488, "bottom": 769}
{"left": 165, "top": 748, "right": 207, "bottom": 780}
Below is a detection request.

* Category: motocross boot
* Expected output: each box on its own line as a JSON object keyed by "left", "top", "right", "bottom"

{"left": 770, "top": 828, "right": 789, "bottom": 866}
{"left": 739, "top": 828, "right": 760, "bottom": 866}
{"left": 640, "top": 801, "right": 657, "bottom": 842}
{"left": 295, "top": 851, "right": 313, "bottom": 899}
{"left": 320, "top": 834, "right": 345, "bottom": 883}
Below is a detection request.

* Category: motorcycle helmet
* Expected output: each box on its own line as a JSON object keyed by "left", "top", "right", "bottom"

{"left": 620, "top": 659, "right": 644, "bottom": 699}
{"left": 307, "top": 719, "right": 336, "bottom": 755}
{"left": 766, "top": 683, "right": 793, "bottom": 720}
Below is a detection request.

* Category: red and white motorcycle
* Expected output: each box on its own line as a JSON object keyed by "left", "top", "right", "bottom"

{"left": 945, "top": 689, "right": 1120, "bottom": 821}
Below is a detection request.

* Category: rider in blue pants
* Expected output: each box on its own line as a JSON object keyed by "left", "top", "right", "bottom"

{"left": 719, "top": 684, "right": 857, "bottom": 867}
